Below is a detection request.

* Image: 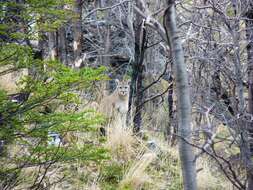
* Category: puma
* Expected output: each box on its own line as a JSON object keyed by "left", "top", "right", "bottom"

{"left": 99, "top": 79, "right": 130, "bottom": 132}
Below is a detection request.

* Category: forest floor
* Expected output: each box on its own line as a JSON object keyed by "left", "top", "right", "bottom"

{"left": 44, "top": 126, "right": 232, "bottom": 190}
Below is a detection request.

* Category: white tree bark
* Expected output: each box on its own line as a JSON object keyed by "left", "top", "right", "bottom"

{"left": 58, "top": 27, "right": 68, "bottom": 65}
{"left": 48, "top": 32, "right": 57, "bottom": 60}
{"left": 73, "top": 0, "right": 83, "bottom": 68}
{"left": 163, "top": 1, "right": 197, "bottom": 190}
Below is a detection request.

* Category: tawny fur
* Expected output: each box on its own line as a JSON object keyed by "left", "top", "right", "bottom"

{"left": 99, "top": 79, "right": 130, "bottom": 128}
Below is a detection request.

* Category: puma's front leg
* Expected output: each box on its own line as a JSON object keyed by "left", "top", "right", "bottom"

{"left": 121, "top": 113, "right": 127, "bottom": 128}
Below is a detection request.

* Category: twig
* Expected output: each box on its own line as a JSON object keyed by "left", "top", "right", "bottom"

{"left": 138, "top": 83, "right": 172, "bottom": 109}
{"left": 140, "top": 58, "right": 172, "bottom": 93}
{"left": 84, "top": 0, "right": 131, "bottom": 19}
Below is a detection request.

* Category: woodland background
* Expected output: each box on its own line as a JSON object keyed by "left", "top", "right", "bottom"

{"left": 1, "top": 0, "right": 253, "bottom": 190}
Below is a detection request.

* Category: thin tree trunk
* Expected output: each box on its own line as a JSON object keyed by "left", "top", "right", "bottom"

{"left": 132, "top": 28, "right": 146, "bottom": 134}
{"left": 246, "top": 9, "right": 253, "bottom": 190}
{"left": 167, "top": 75, "right": 177, "bottom": 145}
{"left": 232, "top": 18, "right": 244, "bottom": 113}
{"left": 58, "top": 26, "right": 68, "bottom": 65}
{"left": 73, "top": 0, "right": 83, "bottom": 68}
{"left": 103, "top": 25, "right": 111, "bottom": 67}
{"left": 133, "top": 48, "right": 145, "bottom": 134}
{"left": 163, "top": 1, "right": 197, "bottom": 190}
{"left": 130, "top": 0, "right": 146, "bottom": 134}
{"left": 48, "top": 32, "right": 57, "bottom": 60}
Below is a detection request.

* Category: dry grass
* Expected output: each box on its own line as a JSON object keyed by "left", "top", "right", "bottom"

{"left": 11, "top": 92, "right": 234, "bottom": 190}
{"left": 102, "top": 118, "right": 159, "bottom": 189}
{"left": 197, "top": 157, "right": 232, "bottom": 190}
{"left": 105, "top": 124, "right": 138, "bottom": 162}
{"left": 119, "top": 152, "right": 156, "bottom": 190}
{"left": 85, "top": 183, "right": 101, "bottom": 190}
{"left": 0, "top": 66, "right": 28, "bottom": 94}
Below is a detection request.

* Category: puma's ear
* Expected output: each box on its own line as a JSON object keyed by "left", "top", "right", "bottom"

{"left": 127, "top": 79, "right": 131, "bottom": 85}
{"left": 115, "top": 79, "right": 119, "bottom": 86}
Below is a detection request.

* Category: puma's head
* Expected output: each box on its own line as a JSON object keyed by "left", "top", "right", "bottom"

{"left": 115, "top": 79, "right": 130, "bottom": 97}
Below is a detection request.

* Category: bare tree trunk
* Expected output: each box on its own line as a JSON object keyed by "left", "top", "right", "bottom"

{"left": 231, "top": 15, "right": 244, "bottom": 113}
{"left": 48, "top": 32, "right": 57, "bottom": 60}
{"left": 133, "top": 41, "right": 145, "bottom": 134}
{"left": 167, "top": 75, "right": 177, "bottom": 145}
{"left": 130, "top": 0, "right": 146, "bottom": 134}
{"left": 132, "top": 28, "right": 146, "bottom": 134}
{"left": 73, "top": 0, "right": 83, "bottom": 68}
{"left": 58, "top": 26, "right": 68, "bottom": 65}
{"left": 103, "top": 25, "right": 111, "bottom": 68}
{"left": 163, "top": 1, "right": 197, "bottom": 190}
{"left": 246, "top": 9, "right": 253, "bottom": 190}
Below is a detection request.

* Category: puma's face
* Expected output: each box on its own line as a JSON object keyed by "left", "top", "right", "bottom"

{"left": 117, "top": 84, "right": 129, "bottom": 96}
{"left": 115, "top": 79, "right": 130, "bottom": 97}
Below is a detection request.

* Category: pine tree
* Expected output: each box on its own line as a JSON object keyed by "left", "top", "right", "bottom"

{"left": 0, "top": 1, "right": 108, "bottom": 189}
